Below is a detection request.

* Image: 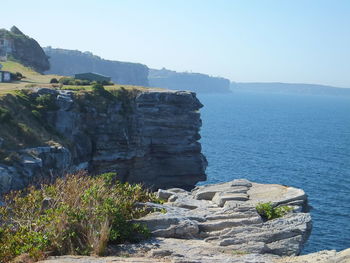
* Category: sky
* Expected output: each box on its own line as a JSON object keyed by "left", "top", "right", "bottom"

{"left": 1, "top": 0, "right": 350, "bottom": 88}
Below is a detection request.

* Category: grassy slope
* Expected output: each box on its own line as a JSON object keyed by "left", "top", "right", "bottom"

{"left": 0, "top": 61, "right": 159, "bottom": 156}
{"left": 0, "top": 61, "right": 61, "bottom": 95}
{"left": 0, "top": 61, "right": 160, "bottom": 95}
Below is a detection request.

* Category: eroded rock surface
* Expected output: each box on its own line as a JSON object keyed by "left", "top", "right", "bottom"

{"left": 0, "top": 88, "right": 207, "bottom": 193}
{"left": 37, "top": 180, "right": 323, "bottom": 263}
{"left": 34, "top": 180, "right": 350, "bottom": 263}
{"left": 37, "top": 248, "right": 350, "bottom": 263}
{"left": 132, "top": 179, "right": 311, "bottom": 258}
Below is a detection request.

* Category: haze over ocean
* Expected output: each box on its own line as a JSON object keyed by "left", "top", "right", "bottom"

{"left": 198, "top": 91, "right": 350, "bottom": 253}
{"left": 1, "top": 0, "right": 350, "bottom": 88}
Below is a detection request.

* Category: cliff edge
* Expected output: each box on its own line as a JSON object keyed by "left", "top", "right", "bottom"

{"left": 44, "top": 47, "right": 149, "bottom": 86}
{"left": 0, "top": 87, "right": 207, "bottom": 193}
{"left": 0, "top": 26, "right": 49, "bottom": 72}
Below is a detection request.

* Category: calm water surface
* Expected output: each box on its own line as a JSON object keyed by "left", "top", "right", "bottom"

{"left": 198, "top": 91, "right": 350, "bottom": 253}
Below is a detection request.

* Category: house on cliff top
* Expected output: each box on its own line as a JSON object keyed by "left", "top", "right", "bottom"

{"left": 0, "top": 70, "right": 11, "bottom": 82}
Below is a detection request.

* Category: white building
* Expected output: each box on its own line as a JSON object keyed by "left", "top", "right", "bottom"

{"left": 0, "top": 71, "right": 11, "bottom": 83}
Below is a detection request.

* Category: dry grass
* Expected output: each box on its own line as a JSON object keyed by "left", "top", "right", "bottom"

{"left": 0, "top": 61, "right": 61, "bottom": 96}
{"left": 0, "top": 172, "right": 160, "bottom": 262}
{"left": 0, "top": 61, "right": 159, "bottom": 97}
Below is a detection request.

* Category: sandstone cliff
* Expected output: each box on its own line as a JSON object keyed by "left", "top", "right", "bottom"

{"left": 44, "top": 47, "right": 149, "bottom": 86}
{"left": 149, "top": 68, "right": 231, "bottom": 93}
{"left": 0, "top": 26, "right": 49, "bottom": 72}
{"left": 0, "top": 88, "right": 207, "bottom": 193}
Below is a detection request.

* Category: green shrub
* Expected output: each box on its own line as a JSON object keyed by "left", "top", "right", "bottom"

{"left": 58, "top": 77, "right": 74, "bottom": 85}
{"left": 35, "top": 94, "right": 58, "bottom": 111}
{"left": 58, "top": 77, "right": 94, "bottom": 86}
{"left": 91, "top": 83, "right": 114, "bottom": 100}
{"left": 91, "top": 83, "right": 105, "bottom": 93}
{"left": 50, "top": 78, "right": 59, "bottom": 84}
{"left": 101, "top": 80, "right": 114, "bottom": 86}
{"left": 0, "top": 172, "right": 159, "bottom": 262}
{"left": 255, "top": 202, "right": 293, "bottom": 220}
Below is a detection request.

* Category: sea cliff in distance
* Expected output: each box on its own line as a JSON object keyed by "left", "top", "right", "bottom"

{"left": 44, "top": 47, "right": 231, "bottom": 93}
{"left": 149, "top": 68, "right": 231, "bottom": 93}
{"left": 231, "top": 82, "right": 350, "bottom": 96}
{"left": 44, "top": 47, "right": 149, "bottom": 86}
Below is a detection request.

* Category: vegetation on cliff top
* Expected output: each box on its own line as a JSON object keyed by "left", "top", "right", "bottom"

{"left": 0, "top": 61, "right": 154, "bottom": 96}
{"left": 0, "top": 26, "right": 50, "bottom": 72}
{"left": 0, "top": 89, "right": 64, "bottom": 156}
{"left": 256, "top": 202, "right": 293, "bottom": 220}
{"left": 0, "top": 61, "right": 156, "bottom": 160}
{"left": 0, "top": 172, "right": 160, "bottom": 262}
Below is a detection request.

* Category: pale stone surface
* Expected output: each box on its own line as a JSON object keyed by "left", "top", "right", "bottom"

{"left": 36, "top": 180, "right": 350, "bottom": 263}
{"left": 37, "top": 248, "right": 350, "bottom": 263}
{"left": 134, "top": 179, "right": 312, "bottom": 257}
{"left": 276, "top": 248, "right": 350, "bottom": 263}
{"left": 38, "top": 256, "right": 170, "bottom": 263}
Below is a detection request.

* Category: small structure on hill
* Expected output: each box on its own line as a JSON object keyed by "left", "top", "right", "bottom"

{"left": 75, "top": 72, "right": 111, "bottom": 82}
{"left": 0, "top": 70, "right": 11, "bottom": 82}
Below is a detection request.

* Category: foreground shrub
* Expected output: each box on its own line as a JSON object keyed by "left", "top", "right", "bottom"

{"left": 50, "top": 78, "right": 58, "bottom": 84}
{"left": 255, "top": 202, "right": 293, "bottom": 220}
{"left": 0, "top": 172, "right": 159, "bottom": 262}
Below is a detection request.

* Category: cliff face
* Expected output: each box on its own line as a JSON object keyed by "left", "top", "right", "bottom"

{"left": 0, "top": 26, "right": 49, "bottom": 72}
{"left": 0, "top": 88, "right": 207, "bottom": 193}
{"left": 44, "top": 47, "right": 149, "bottom": 86}
{"left": 149, "top": 68, "right": 231, "bottom": 93}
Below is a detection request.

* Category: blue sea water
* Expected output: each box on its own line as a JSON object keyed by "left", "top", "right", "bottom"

{"left": 197, "top": 91, "right": 350, "bottom": 253}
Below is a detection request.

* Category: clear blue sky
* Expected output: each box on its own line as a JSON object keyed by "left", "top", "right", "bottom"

{"left": 1, "top": 0, "right": 350, "bottom": 87}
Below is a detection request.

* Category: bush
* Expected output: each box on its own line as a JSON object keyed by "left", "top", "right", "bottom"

{"left": 0, "top": 172, "right": 159, "bottom": 262}
{"left": 35, "top": 94, "right": 58, "bottom": 111}
{"left": 50, "top": 78, "right": 58, "bottom": 84}
{"left": 59, "top": 77, "right": 95, "bottom": 86}
{"left": 101, "top": 80, "right": 114, "bottom": 85}
{"left": 58, "top": 77, "right": 74, "bottom": 85}
{"left": 91, "top": 83, "right": 105, "bottom": 93}
{"left": 256, "top": 202, "right": 293, "bottom": 220}
{"left": 91, "top": 83, "right": 114, "bottom": 100}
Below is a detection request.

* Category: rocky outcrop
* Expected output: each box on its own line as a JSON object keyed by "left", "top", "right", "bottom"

{"left": 37, "top": 248, "right": 350, "bottom": 263}
{"left": 44, "top": 47, "right": 149, "bottom": 86}
{"left": 36, "top": 179, "right": 321, "bottom": 263}
{"left": 0, "top": 88, "right": 207, "bottom": 193}
{"left": 130, "top": 179, "right": 311, "bottom": 258}
{"left": 149, "top": 68, "right": 231, "bottom": 93}
{"left": 278, "top": 248, "right": 350, "bottom": 263}
{"left": 0, "top": 26, "right": 49, "bottom": 72}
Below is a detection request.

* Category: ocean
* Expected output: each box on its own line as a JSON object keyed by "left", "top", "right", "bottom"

{"left": 197, "top": 91, "right": 350, "bottom": 253}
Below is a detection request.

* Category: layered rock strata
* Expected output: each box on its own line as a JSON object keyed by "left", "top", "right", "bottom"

{"left": 0, "top": 88, "right": 207, "bottom": 193}
{"left": 37, "top": 180, "right": 329, "bottom": 263}
{"left": 130, "top": 179, "right": 311, "bottom": 259}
